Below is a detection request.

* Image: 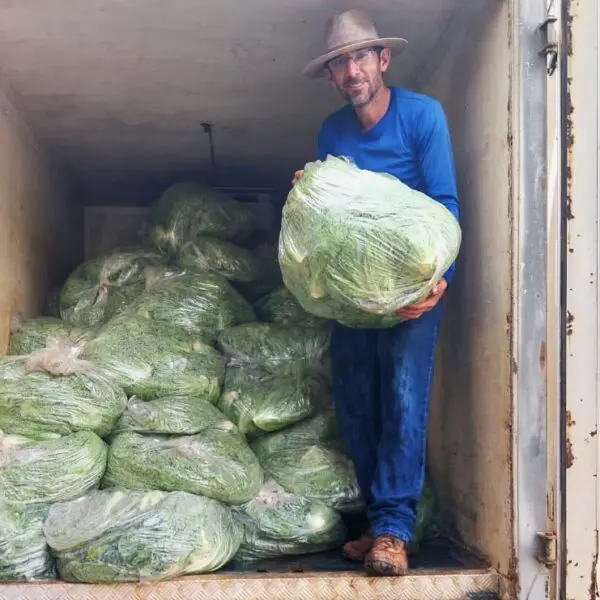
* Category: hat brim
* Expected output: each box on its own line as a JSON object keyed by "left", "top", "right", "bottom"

{"left": 302, "top": 37, "right": 407, "bottom": 79}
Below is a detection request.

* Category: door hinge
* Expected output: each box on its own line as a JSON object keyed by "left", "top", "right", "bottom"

{"left": 538, "top": 15, "right": 559, "bottom": 75}
{"left": 536, "top": 531, "right": 557, "bottom": 567}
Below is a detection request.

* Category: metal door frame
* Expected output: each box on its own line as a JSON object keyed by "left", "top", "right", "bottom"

{"left": 561, "top": 0, "right": 600, "bottom": 599}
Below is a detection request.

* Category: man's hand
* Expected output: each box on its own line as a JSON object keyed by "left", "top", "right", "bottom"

{"left": 396, "top": 278, "right": 448, "bottom": 320}
{"left": 292, "top": 170, "right": 304, "bottom": 185}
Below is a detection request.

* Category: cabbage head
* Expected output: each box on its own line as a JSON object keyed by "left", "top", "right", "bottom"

{"left": 129, "top": 270, "right": 255, "bottom": 339}
{"left": 0, "top": 431, "right": 107, "bottom": 504}
{"left": 60, "top": 250, "right": 165, "bottom": 327}
{"left": 232, "top": 481, "right": 346, "bottom": 562}
{"left": 0, "top": 346, "right": 126, "bottom": 440}
{"left": 104, "top": 400, "right": 263, "bottom": 505}
{"left": 253, "top": 287, "right": 328, "bottom": 328}
{"left": 84, "top": 314, "right": 225, "bottom": 401}
{"left": 218, "top": 367, "right": 323, "bottom": 438}
{"left": 177, "top": 237, "right": 269, "bottom": 283}
{"left": 218, "top": 323, "right": 330, "bottom": 376}
{"left": 44, "top": 489, "right": 242, "bottom": 582}
{"left": 0, "top": 502, "right": 54, "bottom": 581}
{"left": 113, "top": 395, "right": 221, "bottom": 436}
{"left": 151, "top": 182, "right": 259, "bottom": 251}
{"left": 7, "top": 316, "right": 92, "bottom": 356}
{"left": 250, "top": 413, "right": 362, "bottom": 513}
{"left": 279, "top": 156, "right": 462, "bottom": 327}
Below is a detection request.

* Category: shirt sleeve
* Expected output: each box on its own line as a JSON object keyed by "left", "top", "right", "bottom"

{"left": 414, "top": 100, "right": 461, "bottom": 285}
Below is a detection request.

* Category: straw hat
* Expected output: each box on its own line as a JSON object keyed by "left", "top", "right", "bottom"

{"left": 303, "top": 9, "right": 407, "bottom": 79}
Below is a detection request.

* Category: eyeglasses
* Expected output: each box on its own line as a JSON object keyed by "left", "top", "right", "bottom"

{"left": 327, "top": 48, "right": 379, "bottom": 71}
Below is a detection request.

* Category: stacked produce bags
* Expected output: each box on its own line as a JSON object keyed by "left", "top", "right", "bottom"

{"left": 1, "top": 175, "right": 441, "bottom": 584}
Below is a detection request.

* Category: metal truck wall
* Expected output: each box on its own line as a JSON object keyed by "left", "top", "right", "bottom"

{"left": 417, "top": 0, "right": 514, "bottom": 577}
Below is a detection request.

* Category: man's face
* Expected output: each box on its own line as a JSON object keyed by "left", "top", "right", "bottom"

{"left": 326, "top": 47, "right": 391, "bottom": 108}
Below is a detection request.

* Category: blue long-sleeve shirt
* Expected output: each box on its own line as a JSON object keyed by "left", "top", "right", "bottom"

{"left": 316, "top": 86, "right": 460, "bottom": 285}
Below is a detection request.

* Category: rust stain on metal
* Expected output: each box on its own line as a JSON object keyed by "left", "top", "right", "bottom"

{"left": 539, "top": 341, "right": 546, "bottom": 369}
{"left": 566, "top": 311, "right": 574, "bottom": 336}
{"left": 589, "top": 529, "right": 599, "bottom": 600}
{"left": 567, "top": 14, "right": 574, "bottom": 56}
{"left": 566, "top": 436, "right": 575, "bottom": 468}
{"left": 567, "top": 411, "right": 576, "bottom": 467}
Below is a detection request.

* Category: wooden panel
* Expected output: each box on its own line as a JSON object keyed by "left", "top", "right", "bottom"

{"left": 0, "top": 83, "right": 81, "bottom": 354}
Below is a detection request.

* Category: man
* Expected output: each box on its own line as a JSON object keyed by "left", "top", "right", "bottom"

{"left": 295, "top": 9, "right": 460, "bottom": 576}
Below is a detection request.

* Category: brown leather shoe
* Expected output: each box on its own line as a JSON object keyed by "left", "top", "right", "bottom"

{"left": 364, "top": 535, "right": 409, "bottom": 576}
{"left": 341, "top": 532, "right": 373, "bottom": 562}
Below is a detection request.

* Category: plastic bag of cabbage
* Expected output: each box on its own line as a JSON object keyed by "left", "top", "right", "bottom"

{"left": 0, "top": 344, "right": 126, "bottom": 440}
{"left": 250, "top": 411, "right": 363, "bottom": 514}
{"left": 0, "top": 431, "right": 107, "bottom": 504}
{"left": 60, "top": 249, "right": 165, "bottom": 327}
{"left": 177, "top": 237, "right": 273, "bottom": 283}
{"left": 217, "top": 367, "right": 323, "bottom": 438}
{"left": 279, "top": 156, "right": 462, "bottom": 327}
{"left": 0, "top": 502, "right": 54, "bottom": 581}
{"left": 150, "top": 182, "right": 260, "bottom": 252}
{"left": 218, "top": 323, "right": 330, "bottom": 376}
{"left": 44, "top": 488, "right": 242, "bottom": 583}
{"left": 104, "top": 396, "right": 262, "bottom": 505}
{"left": 232, "top": 481, "right": 346, "bottom": 562}
{"left": 128, "top": 270, "right": 255, "bottom": 339}
{"left": 7, "top": 315, "right": 92, "bottom": 356}
{"left": 253, "top": 287, "right": 328, "bottom": 328}
{"left": 83, "top": 314, "right": 225, "bottom": 401}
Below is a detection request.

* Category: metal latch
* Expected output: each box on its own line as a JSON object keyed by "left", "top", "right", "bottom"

{"left": 535, "top": 532, "right": 557, "bottom": 567}
{"left": 538, "top": 16, "right": 559, "bottom": 75}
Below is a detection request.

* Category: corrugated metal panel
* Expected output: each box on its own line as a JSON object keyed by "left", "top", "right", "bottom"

{"left": 0, "top": 571, "right": 500, "bottom": 600}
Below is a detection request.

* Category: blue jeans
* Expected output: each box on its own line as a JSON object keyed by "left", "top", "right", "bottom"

{"left": 330, "top": 303, "right": 442, "bottom": 542}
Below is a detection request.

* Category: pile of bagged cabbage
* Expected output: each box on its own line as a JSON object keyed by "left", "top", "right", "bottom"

{"left": 1, "top": 179, "right": 438, "bottom": 585}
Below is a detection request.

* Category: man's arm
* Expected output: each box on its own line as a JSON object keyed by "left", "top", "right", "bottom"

{"left": 414, "top": 99, "right": 460, "bottom": 286}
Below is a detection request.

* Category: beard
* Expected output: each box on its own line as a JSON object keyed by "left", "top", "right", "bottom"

{"left": 339, "top": 77, "right": 381, "bottom": 108}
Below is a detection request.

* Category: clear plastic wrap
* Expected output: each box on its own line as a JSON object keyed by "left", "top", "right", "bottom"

{"left": 0, "top": 430, "right": 107, "bottom": 504}
{"left": 177, "top": 237, "right": 272, "bottom": 283}
{"left": 234, "top": 241, "right": 284, "bottom": 301}
{"left": 250, "top": 412, "right": 363, "bottom": 514}
{"left": 279, "top": 156, "right": 462, "bottom": 327}
{"left": 218, "top": 367, "right": 323, "bottom": 438}
{"left": 44, "top": 488, "right": 242, "bottom": 582}
{"left": 103, "top": 402, "right": 263, "bottom": 505}
{"left": 0, "top": 502, "right": 54, "bottom": 581}
{"left": 7, "top": 315, "right": 92, "bottom": 356}
{"left": 413, "top": 479, "right": 439, "bottom": 543}
{"left": 253, "top": 287, "right": 328, "bottom": 328}
{"left": 129, "top": 270, "right": 255, "bottom": 339}
{"left": 83, "top": 314, "right": 225, "bottom": 401}
{"left": 113, "top": 395, "right": 222, "bottom": 436}
{"left": 151, "top": 182, "right": 260, "bottom": 251}
{"left": 218, "top": 323, "right": 331, "bottom": 376}
{"left": 60, "top": 249, "right": 165, "bottom": 327}
{"left": 232, "top": 480, "right": 346, "bottom": 562}
{"left": 0, "top": 343, "right": 126, "bottom": 440}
